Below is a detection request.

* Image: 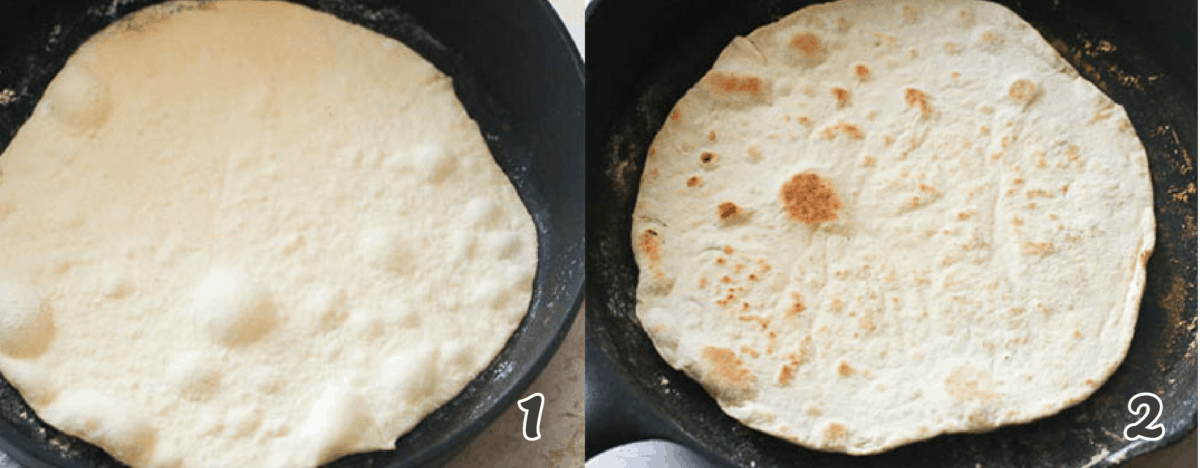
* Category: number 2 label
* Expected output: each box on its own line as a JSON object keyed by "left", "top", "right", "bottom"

{"left": 518, "top": 393, "right": 544, "bottom": 441}
{"left": 1124, "top": 392, "right": 1165, "bottom": 442}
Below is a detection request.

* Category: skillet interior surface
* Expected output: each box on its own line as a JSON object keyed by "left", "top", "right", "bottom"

{"left": 0, "top": 0, "right": 585, "bottom": 467}
{"left": 585, "top": 0, "right": 1196, "bottom": 466}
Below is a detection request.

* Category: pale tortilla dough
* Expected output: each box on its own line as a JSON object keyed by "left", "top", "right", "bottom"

{"left": 632, "top": 0, "right": 1154, "bottom": 455}
{"left": 0, "top": 1, "right": 537, "bottom": 467}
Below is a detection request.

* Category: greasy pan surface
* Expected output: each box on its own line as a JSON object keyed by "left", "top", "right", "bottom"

{"left": 0, "top": 0, "right": 584, "bottom": 467}
{"left": 585, "top": 0, "right": 1195, "bottom": 466}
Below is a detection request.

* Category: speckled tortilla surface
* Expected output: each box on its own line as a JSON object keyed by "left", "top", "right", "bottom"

{"left": 632, "top": 0, "right": 1154, "bottom": 455}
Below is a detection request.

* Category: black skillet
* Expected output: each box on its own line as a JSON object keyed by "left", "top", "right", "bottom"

{"left": 0, "top": 0, "right": 583, "bottom": 467}
{"left": 585, "top": 0, "right": 1196, "bottom": 466}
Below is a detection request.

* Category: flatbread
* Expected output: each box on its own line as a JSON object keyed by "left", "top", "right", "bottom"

{"left": 0, "top": 1, "right": 537, "bottom": 467}
{"left": 632, "top": 0, "right": 1154, "bottom": 455}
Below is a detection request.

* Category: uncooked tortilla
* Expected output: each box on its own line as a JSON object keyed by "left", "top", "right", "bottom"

{"left": 632, "top": 0, "right": 1154, "bottom": 455}
{"left": 0, "top": 1, "right": 536, "bottom": 467}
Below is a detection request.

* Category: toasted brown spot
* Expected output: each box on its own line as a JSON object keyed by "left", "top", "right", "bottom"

{"left": 787, "top": 291, "right": 807, "bottom": 318}
{"left": 723, "top": 246, "right": 734, "bottom": 255}
{"left": 703, "top": 72, "right": 764, "bottom": 97}
{"left": 821, "top": 122, "right": 864, "bottom": 140}
{"left": 649, "top": 147, "right": 656, "bottom": 156}
{"left": 699, "top": 276, "right": 707, "bottom": 287}
{"left": 838, "top": 362, "right": 854, "bottom": 377}
{"left": 790, "top": 32, "right": 823, "bottom": 59}
{"left": 797, "top": 116, "right": 810, "bottom": 125}
{"left": 957, "top": 211, "right": 975, "bottom": 220}
{"left": 716, "top": 257, "right": 725, "bottom": 265}
{"left": 945, "top": 367, "right": 1000, "bottom": 401}
{"left": 721, "top": 276, "right": 731, "bottom": 283}
{"left": 1073, "top": 330, "right": 1082, "bottom": 338}
{"left": 904, "top": 88, "right": 932, "bottom": 117}
{"left": 1012, "top": 177, "right": 1024, "bottom": 185}
{"left": 951, "top": 71, "right": 961, "bottom": 79}
{"left": 700, "top": 152, "right": 717, "bottom": 165}
{"left": 687, "top": 176, "right": 702, "bottom": 187}
{"left": 1008, "top": 79, "right": 1039, "bottom": 104}
{"left": 740, "top": 346, "right": 760, "bottom": 358}
{"left": 919, "top": 183, "right": 936, "bottom": 194}
{"left": 830, "top": 298, "right": 844, "bottom": 311}
{"left": 1012, "top": 216, "right": 1024, "bottom": 226}
{"left": 733, "top": 263, "right": 744, "bottom": 273}
{"left": 708, "top": 130, "right": 717, "bottom": 142}
{"left": 739, "top": 315, "right": 768, "bottom": 329}
{"left": 717, "top": 202, "right": 741, "bottom": 221}
{"left": 670, "top": 109, "right": 681, "bottom": 121}
{"left": 780, "top": 173, "right": 840, "bottom": 224}
{"left": 777, "top": 364, "right": 794, "bottom": 386}
{"left": 747, "top": 146, "right": 762, "bottom": 160}
{"left": 703, "top": 347, "right": 753, "bottom": 383}
{"left": 639, "top": 229, "right": 661, "bottom": 262}
{"left": 981, "top": 30, "right": 998, "bottom": 43}
{"left": 831, "top": 87, "right": 850, "bottom": 107}
{"left": 854, "top": 64, "right": 870, "bottom": 80}
{"left": 862, "top": 155, "right": 876, "bottom": 167}
{"left": 901, "top": 4, "right": 917, "bottom": 22}
{"left": 1141, "top": 250, "right": 1152, "bottom": 264}
{"left": 1021, "top": 241, "right": 1054, "bottom": 256}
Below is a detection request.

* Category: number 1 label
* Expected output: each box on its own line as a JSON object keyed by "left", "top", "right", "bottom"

{"left": 518, "top": 393, "right": 544, "bottom": 441}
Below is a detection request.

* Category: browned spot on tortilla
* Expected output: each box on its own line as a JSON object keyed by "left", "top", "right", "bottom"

{"left": 830, "top": 298, "right": 844, "bottom": 311}
{"left": 780, "top": 173, "right": 841, "bottom": 224}
{"left": 838, "top": 361, "right": 854, "bottom": 377}
{"left": 700, "top": 152, "right": 717, "bottom": 165}
{"left": 831, "top": 87, "right": 850, "bottom": 107}
{"left": 789, "top": 32, "right": 823, "bottom": 59}
{"left": 717, "top": 202, "right": 740, "bottom": 221}
{"left": 854, "top": 64, "right": 870, "bottom": 80}
{"left": 787, "top": 291, "right": 807, "bottom": 318}
{"left": 716, "top": 257, "right": 725, "bottom": 265}
{"left": 1073, "top": 330, "right": 1082, "bottom": 338}
{"left": 777, "top": 364, "right": 794, "bottom": 386}
{"left": 687, "top": 176, "right": 702, "bottom": 187}
{"left": 981, "top": 30, "right": 998, "bottom": 43}
{"left": 649, "top": 147, "right": 656, "bottom": 156}
{"left": 721, "top": 276, "right": 731, "bottom": 283}
{"left": 1021, "top": 241, "right": 1054, "bottom": 256}
{"left": 797, "top": 116, "right": 810, "bottom": 125}
{"left": 1008, "top": 79, "right": 1039, "bottom": 105}
{"left": 699, "top": 276, "right": 707, "bottom": 288}
{"left": 945, "top": 367, "right": 1000, "bottom": 401}
{"left": 919, "top": 183, "right": 936, "bottom": 194}
{"left": 951, "top": 71, "right": 961, "bottom": 79}
{"left": 723, "top": 245, "right": 734, "bottom": 255}
{"left": 670, "top": 109, "right": 681, "bottom": 121}
{"left": 639, "top": 229, "right": 661, "bottom": 262}
{"left": 957, "top": 211, "right": 975, "bottom": 220}
{"left": 740, "top": 346, "right": 760, "bottom": 358}
{"left": 708, "top": 130, "right": 717, "bottom": 142}
{"left": 820, "top": 122, "right": 865, "bottom": 140}
{"left": 703, "top": 72, "right": 764, "bottom": 97}
{"left": 904, "top": 88, "right": 932, "bottom": 117}
{"left": 1012, "top": 216, "right": 1024, "bottom": 226}
{"left": 748, "top": 273, "right": 758, "bottom": 281}
{"left": 702, "top": 347, "right": 755, "bottom": 384}
{"left": 901, "top": 4, "right": 918, "bottom": 22}
{"left": 650, "top": 168, "right": 659, "bottom": 177}
{"left": 862, "top": 155, "right": 876, "bottom": 167}
{"left": 1012, "top": 177, "right": 1024, "bottom": 185}
{"left": 1141, "top": 250, "right": 1152, "bottom": 264}
{"left": 739, "top": 315, "right": 768, "bottom": 330}
{"left": 733, "top": 263, "right": 744, "bottom": 273}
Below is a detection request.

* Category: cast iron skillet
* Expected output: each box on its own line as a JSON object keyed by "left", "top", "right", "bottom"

{"left": 585, "top": 0, "right": 1196, "bottom": 466}
{"left": 0, "top": 0, "right": 583, "bottom": 467}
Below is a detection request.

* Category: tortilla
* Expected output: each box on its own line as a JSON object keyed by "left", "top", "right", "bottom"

{"left": 0, "top": 1, "right": 536, "bottom": 466}
{"left": 632, "top": 0, "right": 1154, "bottom": 454}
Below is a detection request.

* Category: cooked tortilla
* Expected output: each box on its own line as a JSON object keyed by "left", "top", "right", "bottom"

{"left": 0, "top": 1, "right": 536, "bottom": 466}
{"left": 632, "top": 0, "right": 1153, "bottom": 454}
